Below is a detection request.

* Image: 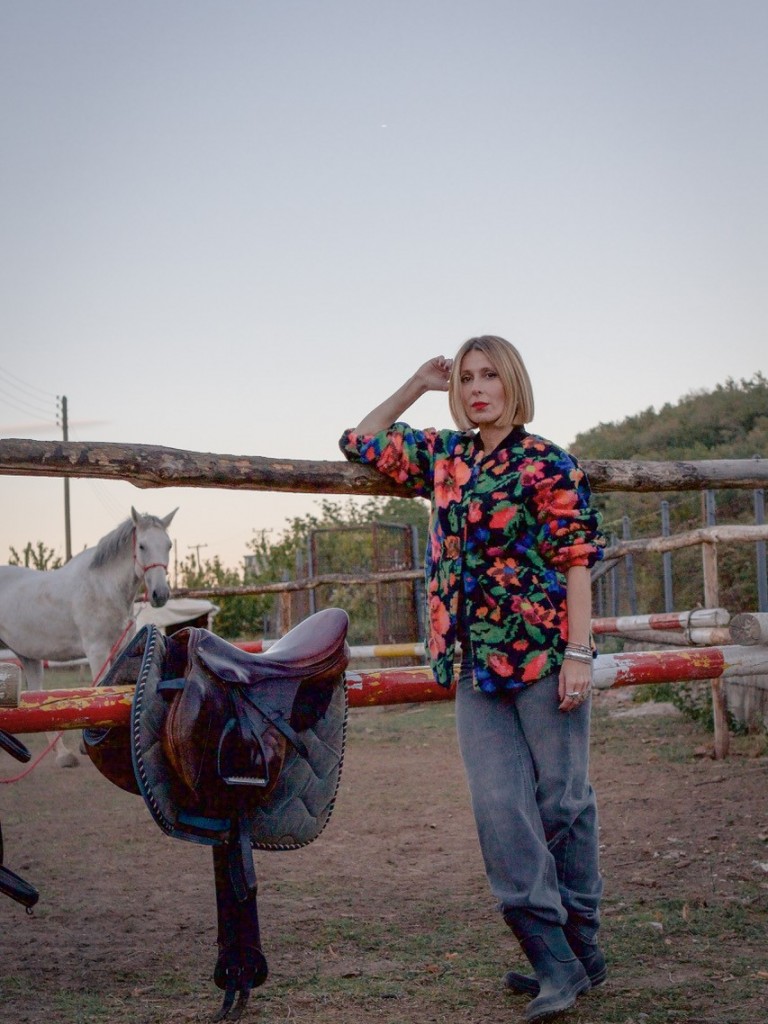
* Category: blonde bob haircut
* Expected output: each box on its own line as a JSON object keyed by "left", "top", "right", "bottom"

{"left": 448, "top": 335, "right": 535, "bottom": 431}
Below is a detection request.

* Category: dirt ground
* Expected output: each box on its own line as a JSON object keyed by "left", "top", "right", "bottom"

{"left": 1, "top": 686, "right": 767, "bottom": 1024}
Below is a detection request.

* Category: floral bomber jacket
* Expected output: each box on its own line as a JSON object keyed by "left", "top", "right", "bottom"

{"left": 339, "top": 422, "right": 605, "bottom": 693}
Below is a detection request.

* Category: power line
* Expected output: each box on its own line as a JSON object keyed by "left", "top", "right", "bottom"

{"left": 0, "top": 364, "right": 56, "bottom": 398}
{"left": 188, "top": 543, "right": 208, "bottom": 568}
{"left": 0, "top": 364, "right": 59, "bottom": 428}
{"left": 0, "top": 383, "right": 55, "bottom": 421}
{"left": 68, "top": 423, "right": 127, "bottom": 521}
{"left": 45, "top": 414, "right": 132, "bottom": 532}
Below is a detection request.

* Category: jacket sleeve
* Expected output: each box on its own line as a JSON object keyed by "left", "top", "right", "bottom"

{"left": 338, "top": 422, "right": 438, "bottom": 498}
{"left": 530, "top": 451, "right": 605, "bottom": 570}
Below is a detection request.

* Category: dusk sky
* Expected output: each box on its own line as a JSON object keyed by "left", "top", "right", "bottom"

{"left": 1, "top": 1, "right": 766, "bottom": 570}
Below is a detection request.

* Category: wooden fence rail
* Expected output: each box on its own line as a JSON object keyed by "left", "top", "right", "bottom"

{"left": 2, "top": 438, "right": 768, "bottom": 494}
{"left": 604, "top": 523, "right": 768, "bottom": 558}
{"left": 3, "top": 643, "right": 768, "bottom": 733}
{"left": 2, "top": 441, "right": 768, "bottom": 760}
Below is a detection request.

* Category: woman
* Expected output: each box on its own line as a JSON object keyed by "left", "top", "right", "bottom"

{"left": 339, "top": 336, "right": 606, "bottom": 1023}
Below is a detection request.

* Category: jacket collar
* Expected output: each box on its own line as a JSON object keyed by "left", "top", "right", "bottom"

{"left": 468, "top": 424, "right": 527, "bottom": 460}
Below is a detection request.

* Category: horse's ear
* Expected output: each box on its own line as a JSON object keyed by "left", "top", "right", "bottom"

{"left": 131, "top": 506, "right": 140, "bottom": 525}
{"left": 161, "top": 508, "right": 179, "bottom": 529}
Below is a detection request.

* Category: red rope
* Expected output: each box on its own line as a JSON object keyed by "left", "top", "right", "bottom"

{"left": 0, "top": 733, "right": 62, "bottom": 784}
{"left": 0, "top": 616, "right": 137, "bottom": 784}
{"left": 92, "top": 616, "right": 136, "bottom": 685}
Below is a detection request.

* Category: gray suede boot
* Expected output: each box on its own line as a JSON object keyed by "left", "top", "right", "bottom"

{"left": 504, "top": 912, "right": 590, "bottom": 1022}
{"left": 505, "top": 919, "right": 607, "bottom": 997}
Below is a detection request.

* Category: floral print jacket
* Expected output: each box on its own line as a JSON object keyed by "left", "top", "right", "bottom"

{"left": 339, "top": 422, "right": 604, "bottom": 693}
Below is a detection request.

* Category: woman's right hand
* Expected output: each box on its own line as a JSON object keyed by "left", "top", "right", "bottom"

{"left": 354, "top": 354, "right": 453, "bottom": 434}
{"left": 415, "top": 356, "right": 453, "bottom": 392}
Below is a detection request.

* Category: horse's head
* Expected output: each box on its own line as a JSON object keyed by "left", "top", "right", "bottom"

{"left": 131, "top": 507, "right": 177, "bottom": 607}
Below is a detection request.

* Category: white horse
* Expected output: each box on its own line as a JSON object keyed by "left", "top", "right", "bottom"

{"left": 0, "top": 507, "right": 177, "bottom": 766}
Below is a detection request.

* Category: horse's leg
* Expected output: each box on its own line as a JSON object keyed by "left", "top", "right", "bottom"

{"left": 85, "top": 642, "right": 118, "bottom": 687}
{"left": 19, "top": 657, "right": 78, "bottom": 768}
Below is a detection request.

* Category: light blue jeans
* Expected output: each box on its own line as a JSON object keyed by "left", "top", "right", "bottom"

{"left": 455, "top": 663, "right": 603, "bottom": 931}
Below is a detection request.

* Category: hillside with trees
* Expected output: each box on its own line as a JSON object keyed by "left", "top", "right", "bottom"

{"left": 571, "top": 372, "right": 768, "bottom": 615}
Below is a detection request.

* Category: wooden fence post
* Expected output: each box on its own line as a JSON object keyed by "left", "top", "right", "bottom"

{"left": 755, "top": 486, "right": 767, "bottom": 613}
{"left": 622, "top": 516, "right": 638, "bottom": 615}
{"left": 703, "top": 491, "right": 729, "bottom": 758}
{"left": 278, "top": 569, "right": 293, "bottom": 636}
{"left": 661, "top": 500, "right": 674, "bottom": 613}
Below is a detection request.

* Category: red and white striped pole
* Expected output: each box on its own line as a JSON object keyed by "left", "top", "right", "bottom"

{"left": 3, "top": 644, "right": 768, "bottom": 734}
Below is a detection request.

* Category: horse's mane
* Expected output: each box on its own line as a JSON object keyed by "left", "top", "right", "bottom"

{"left": 90, "top": 514, "right": 166, "bottom": 569}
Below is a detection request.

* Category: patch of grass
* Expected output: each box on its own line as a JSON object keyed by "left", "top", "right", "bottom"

{"left": 592, "top": 701, "right": 704, "bottom": 763}
{"left": 637, "top": 680, "right": 753, "bottom": 737}
{"left": 38, "top": 991, "right": 115, "bottom": 1024}
{"left": 347, "top": 702, "right": 456, "bottom": 741}
{"left": 254, "top": 889, "right": 768, "bottom": 1024}
{"left": 42, "top": 665, "right": 93, "bottom": 689}
{"left": 592, "top": 892, "right": 768, "bottom": 1024}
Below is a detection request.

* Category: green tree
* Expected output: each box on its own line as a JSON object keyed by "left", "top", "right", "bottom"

{"left": 8, "top": 541, "right": 63, "bottom": 570}
{"left": 178, "top": 553, "right": 267, "bottom": 640}
{"left": 246, "top": 496, "right": 429, "bottom": 644}
{"left": 173, "top": 494, "right": 429, "bottom": 642}
{"left": 572, "top": 372, "right": 768, "bottom": 615}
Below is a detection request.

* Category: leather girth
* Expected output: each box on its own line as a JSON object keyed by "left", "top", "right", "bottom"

{"left": 211, "top": 808, "right": 269, "bottom": 1021}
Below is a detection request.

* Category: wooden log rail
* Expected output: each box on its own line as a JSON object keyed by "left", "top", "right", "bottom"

{"left": 238, "top": 639, "right": 429, "bottom": 660}
{"left": 4, "top": 645, "right": 768, "bottom": 733}
{"left": 592, "top": 608, "right": 730, "bottom": 634}
{"left": 592, "top": 609, "right": 732, "bottom": 648}
{"left": 605, "top": 523, "right": 768, "bottom": 560}
{"left": 175, "top": 569, "right": 421, "bottom": 600}
{"left": 1, "top": 438, "right": 768, "bottom": 494}
{"left": 729, "top": 612, "right": 768, "bottom": 646}
{"left": 604, "top": 629, "right": 731, "bottom": 648}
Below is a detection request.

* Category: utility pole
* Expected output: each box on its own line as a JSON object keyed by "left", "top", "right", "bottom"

{"left": 188, "top": 543, "right": 208, "bottom": 569}
{"left": 58, "top": 395, "right": 72, "bottom": 562}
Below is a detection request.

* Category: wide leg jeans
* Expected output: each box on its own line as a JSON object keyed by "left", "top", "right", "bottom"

{"left": 455, "top": 666, "right": 603, "bottom": 930}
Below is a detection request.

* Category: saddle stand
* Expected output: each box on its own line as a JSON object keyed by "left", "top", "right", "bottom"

{"left": 0, "top": 730, "right": 40, "bottom": 912}
{"left": 85, "top": 607, "right": 349, "bottom": 1022}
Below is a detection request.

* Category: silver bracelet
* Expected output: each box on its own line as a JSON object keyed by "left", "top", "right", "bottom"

{"left": 563, "top": 650, "right": 593, "bottom": 664}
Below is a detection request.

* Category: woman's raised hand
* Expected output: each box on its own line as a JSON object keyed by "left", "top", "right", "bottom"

{"left": 354, "top": 354, "right": 453, "bottom": 434}
{"left": 416, "top": 356, "right": 453, "bottom": 392}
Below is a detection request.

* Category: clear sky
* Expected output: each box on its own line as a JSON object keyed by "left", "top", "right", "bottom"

{"left": 1, "top": 0, "right": 766, "bottom": 572}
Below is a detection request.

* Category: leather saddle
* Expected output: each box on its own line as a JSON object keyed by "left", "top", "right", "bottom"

{"left": 0, "top": 730, "right": 40, "bottom": 911}
{"left": 84, "top": 607, "right": 349, "bottom": 1021}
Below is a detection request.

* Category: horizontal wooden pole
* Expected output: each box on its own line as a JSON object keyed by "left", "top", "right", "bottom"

{"left": 3, "top": 645, "right": 768, "bottom": 733}
{"left": 2, "top": 438, "right": 768, "bottom": 493}
{"left": 605, "top": 524, "right": 768, "bottom": 559}
{"left": 345, "top": 669, "right": 455, "bottom": 706}
{"left": 0, "top": 684, "right": 134, "bottom": 732}
{"left": 0, "top": 439, "right": 400, "bottom": 496}
{"left": 0, "top": 675, "right": 453, "bottom": 732}
{"left": 592, "top": 644, "right": 768, "bottom": 689}
{"left": 239, "top": 640, "right": 428, "bottom": 660}
{"left": 729, "top": 612, "right": 768, "bottom": 646}
{"left": 592, "top": 609, "right": 730, "bottom": 634}
{"left": 608, "top": 628, "right": 732, "bottom": 647}
{"left": 176, "top": 569, "right": 421, "bottom": 599}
